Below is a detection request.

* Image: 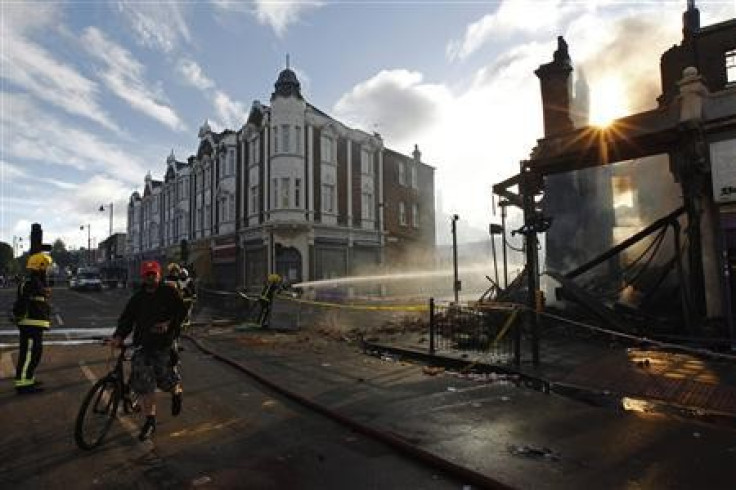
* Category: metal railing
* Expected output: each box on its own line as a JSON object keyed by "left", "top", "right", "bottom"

{"left": 429, "top": 298, "right": 518, "bottom": 364}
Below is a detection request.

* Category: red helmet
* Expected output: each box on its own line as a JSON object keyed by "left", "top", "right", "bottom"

{"left": 140, "top": 260, "right": 161, "bottom": 277}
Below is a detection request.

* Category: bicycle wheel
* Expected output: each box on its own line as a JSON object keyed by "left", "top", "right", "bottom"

{"left": 74, "top": 376, "right": 121, "bottom": 450}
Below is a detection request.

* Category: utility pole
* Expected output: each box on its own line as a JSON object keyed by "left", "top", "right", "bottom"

{"left": 451, "top": 214, "right": 460, "bottom": 304}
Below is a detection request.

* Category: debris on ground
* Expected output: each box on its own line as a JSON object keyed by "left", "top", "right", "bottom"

{"left": 508, "top": 444, "right": 560, "bottom": 461}
{"left": 422, "top": 366, "right": 445, "bottom": 376}
{"left": 192, "top": 475, "right": 212, "bottom": 487}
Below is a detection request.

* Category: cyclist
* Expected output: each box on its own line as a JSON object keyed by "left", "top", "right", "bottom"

{"left": 111, "top": 260, "right": 187, "bottom": 441}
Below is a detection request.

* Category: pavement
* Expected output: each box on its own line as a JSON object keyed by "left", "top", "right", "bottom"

{"left": 377, "top": 322, "right": 736, "bottom": 421}
{"left": 186, "top": 322, "right": 736, "bottom": 490}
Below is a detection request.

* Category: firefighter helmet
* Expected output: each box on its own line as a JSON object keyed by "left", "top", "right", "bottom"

{"left": 26, "top": 252, "right": 53, "bottom": 271}
{"left": 167, "top": 263, "right": 181, "bottom": 275}
{"left": 268, "top": 273, "right": 281, "bottom": 283}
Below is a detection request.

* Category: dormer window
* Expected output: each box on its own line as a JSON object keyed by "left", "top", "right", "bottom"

{"left": 727, "top": 50, "right": 736, "bottom": 84}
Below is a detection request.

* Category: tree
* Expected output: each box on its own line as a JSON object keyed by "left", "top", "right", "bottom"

{"left": 0, "top": 242, "right": 12, "bottom": 273}
{"left": 50, "top": 239, "right": 74, "bottom": 270}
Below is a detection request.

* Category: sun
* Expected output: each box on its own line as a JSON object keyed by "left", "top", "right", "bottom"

{"left": 589, "top": 76, "right": 629, "bottom": 127}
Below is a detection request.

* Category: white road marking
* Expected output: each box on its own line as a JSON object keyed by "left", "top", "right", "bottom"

{"left": 0, "top": 352, "right": 14, "bottom": 380}
{"left": 55, "top": 314, "right": 64, "bottom": 326}
{"left": 79, "top": 360, "right": 141, "bottom": 436}
{"left": 70, "top": 292, "right": 107, "bottom": 305}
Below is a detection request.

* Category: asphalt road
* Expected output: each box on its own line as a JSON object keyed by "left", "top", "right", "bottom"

{"left": 0, "top": 287, "right": 463, "bottom": 489}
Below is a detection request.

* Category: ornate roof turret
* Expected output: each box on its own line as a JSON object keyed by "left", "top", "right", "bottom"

{"left": 271, "top": 56, "right": 303, "bottom": 100}
{"left": 198, "top": 119, "right": 211, "bottom": 139}
{"left": 167, "top": 149, "right": 176, "bottom": 165}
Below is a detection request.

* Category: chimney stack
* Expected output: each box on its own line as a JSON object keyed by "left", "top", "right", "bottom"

{"left": 535, "top": 36, "right": 574, "bottom": 137}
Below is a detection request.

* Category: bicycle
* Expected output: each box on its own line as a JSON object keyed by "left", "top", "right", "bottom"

{"left": 74, "top": 341, "right": 140, "bottom": 450}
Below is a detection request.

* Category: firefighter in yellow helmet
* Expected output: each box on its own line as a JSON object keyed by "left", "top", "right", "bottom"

{"left": 13, "top": 252, "right": 53, "bottom": 394}
{"left": 257, "top": 273, "right": 282, "bottom": 328}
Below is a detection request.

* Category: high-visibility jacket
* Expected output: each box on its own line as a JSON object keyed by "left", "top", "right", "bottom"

{"left": 16, "top": 273, "right": 51, "bottom": 328}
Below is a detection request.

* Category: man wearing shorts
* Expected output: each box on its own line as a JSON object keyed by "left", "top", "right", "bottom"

{"left": 111, "top": 260, "right": 187, "bottom": 441}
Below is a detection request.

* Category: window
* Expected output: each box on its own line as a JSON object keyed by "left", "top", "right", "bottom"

{"left": 322, "top": 183, "right": 335, "bottom": 213}
{"left": 728, "top": 50, "right": 736, "bottom": 84}
{"left": 361, "top": 150, "right": 373, "bottom": 175}
{"left": 295, "top": 178, "right": 301, "bottom": 208}
{"left": 399, "top": 201, "right": 406, "bottom": 226}
{"left": 281, "top": 124, "right": 290, "bottom": 153}
{"left": 321, "top": 136, "right": 333, "bottom": 163}
{"left": 272, "top": 178, "right": 279, "bottom": 208}
{"left": 229, "top": 194, "right": 235, "bottom": 220}
{"left": 220, "top": 197, "right": 227, "bottom": 222}
{"left": 362, "top": 191, "right": 374, "bottom": 220}
{"left": 398, "top": 161, "right": 406, "bottom": 186}
{"left": 295, "top": 126, "right": 302, "bottom": 153}
{"left": 205, "top": 204, "right": 211, "bottom": 230}
{"left": 273, "top": 126, "right": 279, "bottom": 153}
{"left": 250, "top": 185, "right": 259, "bottom": 214}
{"left": 411, "top": 165, "right": 418, "bottom": 189}
{"left": 227, "top": 149, "right": 235, "bottom": 176}
{"left": 281, "top": 177, "right": 290, "bottom": 208}
{"left": 249, "top": 138, "right": 258, "bottom": 164}
{"left": 412, "top": 204, "right": 419, "bottom": 227}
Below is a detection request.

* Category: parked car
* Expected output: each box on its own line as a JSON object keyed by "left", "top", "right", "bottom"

{"left": 74, "top": 267, "right": 103, "bottom": 292}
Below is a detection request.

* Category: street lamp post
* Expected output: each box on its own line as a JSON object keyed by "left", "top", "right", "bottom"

{"left": 99, "top": 203, "right": 113, "bottom": 262}
{"left": 451, "top": 214, "right": 460, "bottom": 304}
{"left": 80, "top": 224, "right": 91, "bottom": 265}
{"left": 99, "top": 203, "right": 113, "bottom": 238}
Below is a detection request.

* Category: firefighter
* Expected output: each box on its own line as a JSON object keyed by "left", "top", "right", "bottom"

{"left": 178, "top": 267, "right": 196, "bottom": 329}
{"left": 13, "top": 252, "right": 53, "bottom": 394}
{"left": 164, "top": 263, "right": 181, "bottom": 289}
{"left": 257, "top": 274, "right": 282, "bottom": 328}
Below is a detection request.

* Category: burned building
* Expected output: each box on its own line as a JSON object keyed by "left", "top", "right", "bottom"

{"left": 496, "top": 2, "right": 736, "bottom": 339}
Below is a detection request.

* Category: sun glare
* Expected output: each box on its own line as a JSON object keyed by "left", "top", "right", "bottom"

{"left": 589, "top": 76, "right": 629, "bottom": 127}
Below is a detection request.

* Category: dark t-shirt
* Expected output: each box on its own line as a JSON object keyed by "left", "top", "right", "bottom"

{"left": 114, "top": 283, "right": 186, "bottom": 351}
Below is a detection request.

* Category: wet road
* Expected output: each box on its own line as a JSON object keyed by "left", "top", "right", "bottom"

{"left": 0, "top": 286, "right": 463, "bottom": 489}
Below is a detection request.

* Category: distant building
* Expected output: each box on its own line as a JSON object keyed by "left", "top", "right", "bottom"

{"left": 127, "top": 68, "right": 436, "bottom": 291}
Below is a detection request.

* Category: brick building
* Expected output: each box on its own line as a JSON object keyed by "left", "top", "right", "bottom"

{"left": 127, "top": 68, "right": 436, "bottom": 291}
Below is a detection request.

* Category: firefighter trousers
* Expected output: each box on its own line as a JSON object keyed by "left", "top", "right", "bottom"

{"left": 15, "top": 325, "right": 44, "bottom": 386}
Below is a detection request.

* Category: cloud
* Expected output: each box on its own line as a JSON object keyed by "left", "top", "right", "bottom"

{"left": 82, "top": 27, "right": 186, "bottom": 132}
{"left": 3, "top": 173, "right": 135, "bottom": 249}
{"left": 446, "top": 0, "right": 579, "bottom": 61}
{"left": 213, "top": 91, "right": 248, "bottom": 130}
{"left": 116, "top": 0, "right": 191, "bottom": 53}
{"left": 177, "top": 59, "right": 215, "bottom": 90}
{"left": 2, "top": 160, "right": 78, "bottom": 190}
{"left": 333, "top": 70, "right": 452, "bottom": 142}
{"left": 333, "top": 59, "right": 545, "bottom": 240}
{"left": 1, "top": 93, "right": 148, "bottom": 184}
{"left": 174, "top": 55, "right": 248, "bottom": 130}
{"left": 211, "top": 0, "right": 324, "bottom": 36}
{"left": 0, "top": 3, "right": 120, "bottom": 132}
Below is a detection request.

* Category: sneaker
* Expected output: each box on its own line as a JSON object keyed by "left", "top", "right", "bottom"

{"left": 138, "top": 417, "right": 156, "bottom": 441}
{"left": 171, "top": 392, "right": 182, "bottom": 417}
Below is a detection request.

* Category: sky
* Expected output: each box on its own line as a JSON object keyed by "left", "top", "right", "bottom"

{"left": 1, "top": 0, "right": 734, "bottom": 253}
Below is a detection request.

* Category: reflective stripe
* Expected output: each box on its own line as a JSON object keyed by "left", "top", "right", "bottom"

{"left": 14, "top": 378, "right": 35, "bottom": 387}
{"left": 18, "top": 318, "right": 50, "bottom": 328}
{"left": 31, "top": 296, "right": 46, "bottom": 302}
{"left": 20, "top": 337, "right": 33, "bottom": 382}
